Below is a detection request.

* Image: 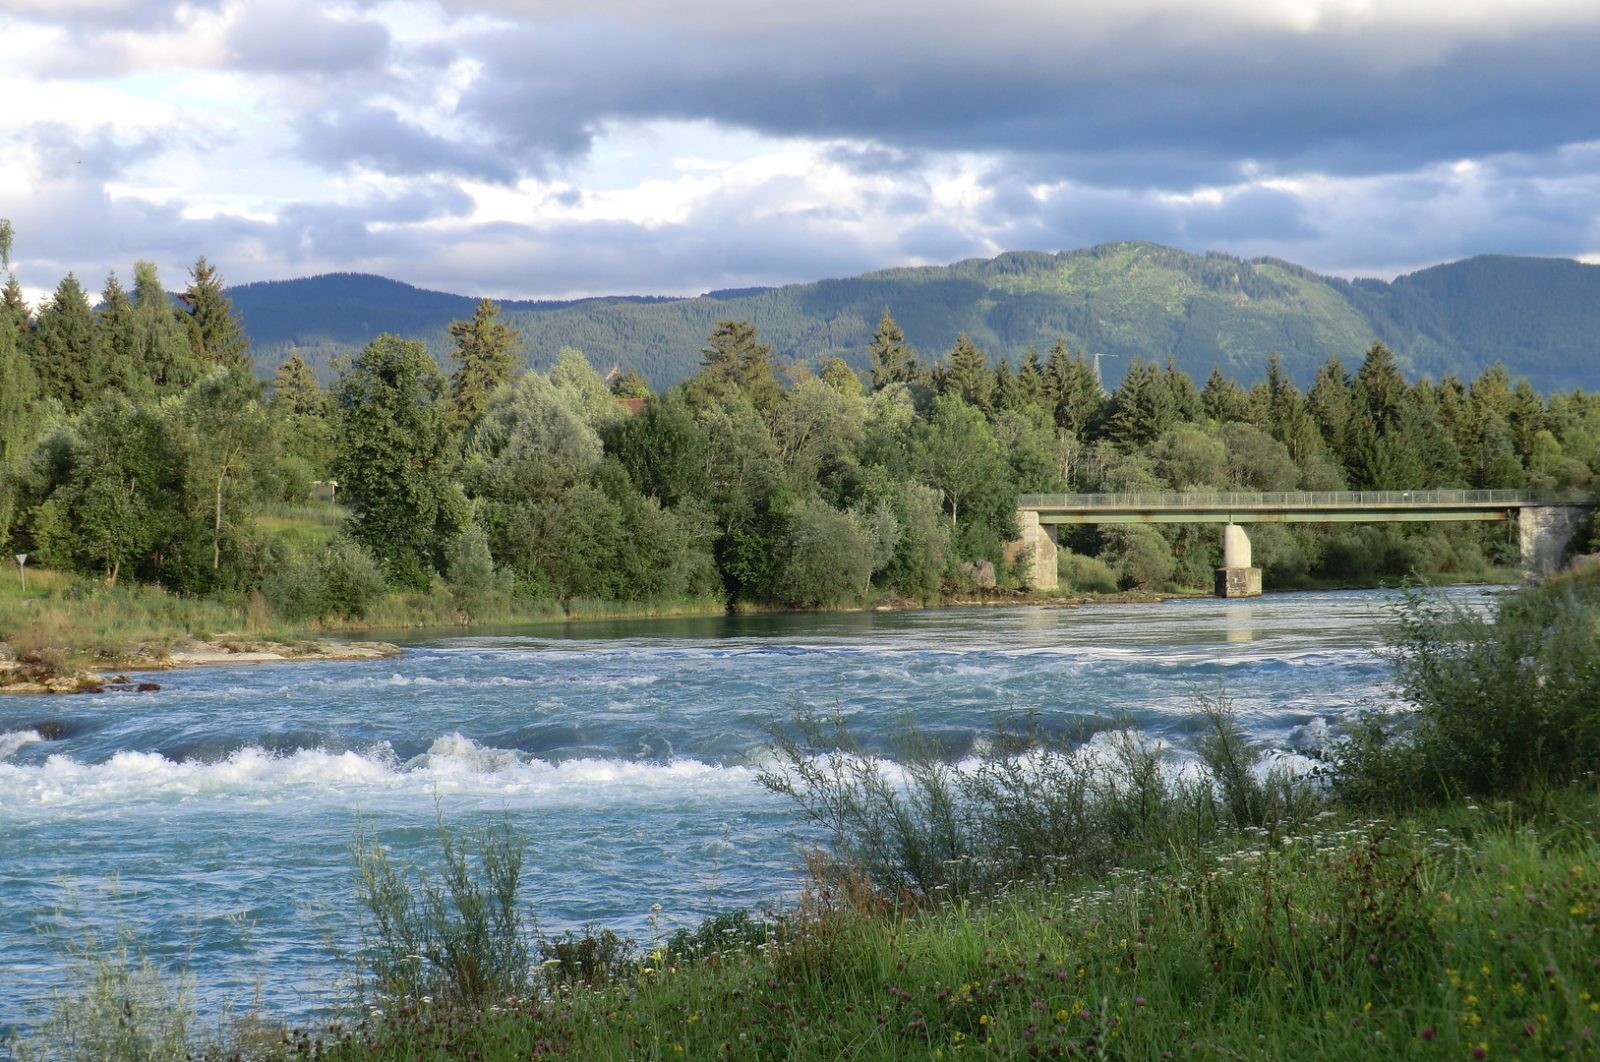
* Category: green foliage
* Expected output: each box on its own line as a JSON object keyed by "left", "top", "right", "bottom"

{"left": 131, "top": 261, "right": 200, "bottom": 394}
{"left": 1058, "top": 550, "right": 1118, "bottom": 593}
{"left": 759, "top": 703, "right": 1315, "bottom": 901}
{"left": 1333, "top": 579, "right": 1600, "bottom": 808}
{"left": 179, "top": 257, "right": 249, "bottom": 370}
{"left": 445, "top": 298, "right": 521, "bottom": 432}
{"left": 317, "top": 537, "right": 389, "bottom": 620}
{"left": 333, "top": 334, "right": 462, "bottom": 588}
{"left": 354, "top": 812, "right": 530, "bottom": 1008}
{"left": 31, "top": 274, "right": 102, "bottom": 410}
{"left": 867, "top": 307, "right": 917, "bottom": 390}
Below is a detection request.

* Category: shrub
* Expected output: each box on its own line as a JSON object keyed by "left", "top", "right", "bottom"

{"left": 1058, "top": 550, "right": 1117, "bottom": 594}
{"left": 1332, "top": 578, "right": 1600, "bottom": 808}
{"left": 354, "top": 812, "right": 530, "bottom": 1008}
{"left": 319, "top": 538, "right": 386, "bottom": 620}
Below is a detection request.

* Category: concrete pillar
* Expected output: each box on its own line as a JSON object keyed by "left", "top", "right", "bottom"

{"left": 1519, "top": 506, "right": 1585, "bottom": 580}
{"left": 1007, "top": 509, "right": 1059, "bottom": 591}
{"left": 1215, "top": 522, "right": 1262, "bottom": 598}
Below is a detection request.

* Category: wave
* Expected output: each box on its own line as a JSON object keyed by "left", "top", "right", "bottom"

{"left": 0, "top": 728, "right": 42, "bottom": 762}
{"left": 0, "top": 733, "right": 762, "bottom": 811}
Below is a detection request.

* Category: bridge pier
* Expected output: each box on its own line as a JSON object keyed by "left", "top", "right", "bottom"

{"left": 1520, "top": 506, "right": 1586, "bottom": 580}
{"left": 1009, "top": 509, "right": 1059, "bottom": 590}
{"left": 1215, "top": 523, "right": 1262, "bottom": 598}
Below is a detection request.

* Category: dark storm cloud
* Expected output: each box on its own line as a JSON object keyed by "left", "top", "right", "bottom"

{"left": 296, "top": 105, "right": 518, "bottom": 183}
{"left": 451, "top": 14, "right": 1600, "bottom": 190}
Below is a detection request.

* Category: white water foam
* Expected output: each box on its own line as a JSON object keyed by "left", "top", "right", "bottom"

{"left": 0, "top": 732, "right": 761, "bottom": 811}
{"left": 0, "top": 728, "right": 42, "bottom": 762}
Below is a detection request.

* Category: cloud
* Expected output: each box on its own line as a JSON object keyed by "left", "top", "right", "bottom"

{"left": 226, "top": 3, "right": 390, "bottom": 73}
{"left": 296, "top": 105, "right": 518, "bottom": 183}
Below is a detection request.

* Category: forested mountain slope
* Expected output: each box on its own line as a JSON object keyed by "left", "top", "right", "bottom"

{"left": 230, "top": 242, "right": 1600, "bottom": 391}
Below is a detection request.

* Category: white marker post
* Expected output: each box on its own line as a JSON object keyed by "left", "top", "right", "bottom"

{"left": 15, "top": 553, "right": 26, "bottom": 592}
{"left": 328, "top": 479, "right": 338, "bottom": 507}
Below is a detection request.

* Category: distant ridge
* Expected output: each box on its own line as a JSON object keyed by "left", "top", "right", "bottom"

{"left": 229, "top": 242, "right": 1600, "bottom": 391}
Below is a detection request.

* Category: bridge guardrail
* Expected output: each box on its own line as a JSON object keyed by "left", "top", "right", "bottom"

{"left": 1016, "top": 489, "right": 1558, "bottom": 509}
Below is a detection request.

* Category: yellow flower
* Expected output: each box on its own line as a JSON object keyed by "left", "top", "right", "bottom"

{"left": 979, "top": 1014, "right": 992, "bottom": 1026}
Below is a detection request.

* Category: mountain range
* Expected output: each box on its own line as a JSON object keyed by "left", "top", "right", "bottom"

{"left": 228, "top": 240, "right": 1600, "bottom": 392}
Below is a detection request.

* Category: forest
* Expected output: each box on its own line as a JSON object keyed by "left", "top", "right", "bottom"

{"left": 2, "top": 221, "right": 1597, "bottom": 623}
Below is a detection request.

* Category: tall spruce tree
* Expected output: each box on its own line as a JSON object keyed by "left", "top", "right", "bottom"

{"left": 180, "top": 257, "right": 249, "bottom": 369}
{"left": 274, "top": 352, "right": 326, "bottom": 415}
{"left": 1201, "top": 365, "right": 1250, "bottom": 423}
{"left": 697, "top": 319, "right": 780, "bottom": 412}
{"left": 96, "top": 272, "right": 143, "bottom": 396}
{"left": 1306, "top": 355, "right": 1352, "bottom": 464}
{"left": 1106, "top": 359, "right": 1176, "bottom": 448}
{"left": 942, "top": 333, "right": 994, "bottom": 410}
{"left": 445, "top": 298, "right": 520, "bottom": 431}
{"left": 867, "top": 308, "right": 917, "bottom": 390}
{"left": 131, "top": 261, "right": 199, "bottom": 393}
{"left": 31, "top": 274, "right": 102, "bottom": 410}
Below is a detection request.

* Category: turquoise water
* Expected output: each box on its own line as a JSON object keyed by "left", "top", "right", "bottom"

{"left": 0, "top": 589, "right": 1482, "bottom": 1034}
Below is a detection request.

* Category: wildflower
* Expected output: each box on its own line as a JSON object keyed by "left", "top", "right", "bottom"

{"left": 1135, "top": 996, "right": 1147, "bottom": 1008}
{"left": 1421, "top": 1026, "right": 1436, "bottom": 1040}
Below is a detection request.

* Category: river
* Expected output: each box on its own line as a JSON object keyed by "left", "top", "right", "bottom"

{"left": 0, "top": 587, "right": 1483, "bottom": 1036}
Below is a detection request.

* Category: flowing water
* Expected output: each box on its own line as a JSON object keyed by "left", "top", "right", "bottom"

{"left": 0, "top": 587, "right": 1491, "bottom": 1035}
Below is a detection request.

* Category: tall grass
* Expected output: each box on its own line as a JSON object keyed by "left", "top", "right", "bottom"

{"left": 757, "top": 696, "right": 1317, "bottom": 905}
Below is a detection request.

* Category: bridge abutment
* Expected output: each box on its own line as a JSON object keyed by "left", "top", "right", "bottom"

{"left": 1519, "top": 506, "right": 1586, "bottom": 580}
{"left": 1215, "top": 522, "right": 1262, "bottom": 598}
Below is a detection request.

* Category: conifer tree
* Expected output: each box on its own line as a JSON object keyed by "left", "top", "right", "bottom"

{"left": 867, "top": 308, "right": 918, "bottom": 391}
{"left": 1201, "top": 365, "right": 1250, "bottom": 423}
{"left": 942, "top": 333, "right": 993, "bottom": 410}
{"left": 274, "top": 352, "right": 326, "bottom": 415}
{"left": 96, "top": 272, "right": 142, "bottom": 395}
{"left": 132, "top": 261, "right": 199, "bottom": 393}
{"left": 31, "top": 274, "right": 102, "bottom": 409}
{"left": 1106, "top": 359, "right": 1175, "bottom": 448}
{"left": 697, "top": 319, "right": 779, "bottom": 412}
{"left": 1306, "top": 355, "right": 1352, "bottom": 463}
{"left": 1, "top": 275, "right": 27, "bottom": 333}
{"left": 1164, "top": 356, "right": 1202, "bottom": 422}
{"left": 0, "top": 218, "right": 12, "bottom": 270}
{"left": 180, "top": 257, "right": 249, "bottom": 369}
{"left": 1053, "top": 350, "right": 1105, "bottom": 439}
{"left": 445, "top": 298, "right": 520, "bottom": 432}
{"left": 1015, "top": 348, "right": 1047, "bottom": 410}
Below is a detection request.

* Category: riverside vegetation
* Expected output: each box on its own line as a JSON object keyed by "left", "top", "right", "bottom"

{"left": 10, "top": 572, "right": 1600, "bottom": 1059}
{"left": 2, "top": 221, "right": 1597, "bottom": 677}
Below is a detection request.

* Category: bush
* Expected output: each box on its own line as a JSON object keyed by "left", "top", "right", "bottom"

{"left": 1332, "top": 578, "right": 1600, "bottom": 808}
{"left": 319, "top": 538, "right": 386, "bottom": 620}
{"left": 1058, "top": 550, "right": 1117, "bottom": 594}
{"left": 260, "top": 543, "right": 324, "bottom": 622}
{"left": 354, "top": 812, "right": 530, "bottom": 1008}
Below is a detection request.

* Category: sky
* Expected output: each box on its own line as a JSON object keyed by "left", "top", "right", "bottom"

{"left": 3, "top": 0, "right": 1600, "bottom": 303}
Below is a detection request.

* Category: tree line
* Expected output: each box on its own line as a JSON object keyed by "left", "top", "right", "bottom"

{"left": 2, "top": 224, "right": 1596, "bottom": 619}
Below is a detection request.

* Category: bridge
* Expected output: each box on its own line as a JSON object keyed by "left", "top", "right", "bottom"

{"left": 1010, "top": 489, "right": 1590, "bottom": 597}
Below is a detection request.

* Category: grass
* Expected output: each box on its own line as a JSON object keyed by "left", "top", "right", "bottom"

{"left": 278, "top": 790, "right": 1600, "bottom": 1060}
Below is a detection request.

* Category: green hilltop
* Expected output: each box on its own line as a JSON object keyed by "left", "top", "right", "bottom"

{"left": 230, "top": 241, "right": 1600, "bottom": 391}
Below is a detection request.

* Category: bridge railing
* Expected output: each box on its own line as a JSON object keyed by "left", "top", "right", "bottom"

{"left": 1017, "top": 489, "right": 1544, "bottom": 509}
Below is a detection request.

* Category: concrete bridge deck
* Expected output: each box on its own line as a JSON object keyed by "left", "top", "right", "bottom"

{"left": 1017, "top": 489, "right": 1541, "bottom": 524}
